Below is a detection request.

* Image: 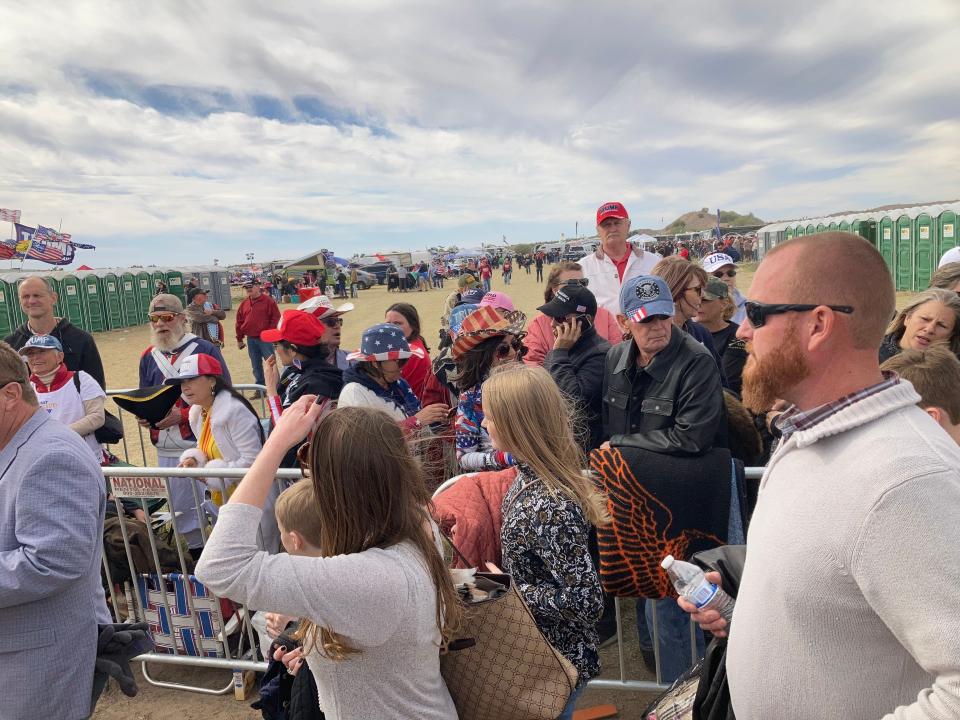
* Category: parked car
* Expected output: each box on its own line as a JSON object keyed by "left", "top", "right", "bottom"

{"left": 359, "top": 261, "right": 395, "bottom": 284}
{"left": 354, "top": 269, "right": 376, "bottom": 289}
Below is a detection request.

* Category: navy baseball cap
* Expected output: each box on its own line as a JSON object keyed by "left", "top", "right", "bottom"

{"left": 619, "top": 275, "right": 675, "bottom": 322}
{"left": 20, "top": 334, "right": 63, "bottom": 353}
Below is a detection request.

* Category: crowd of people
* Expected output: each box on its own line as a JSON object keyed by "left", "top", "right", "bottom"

{"left": 2, "top": 200, "right": 960, "bottom": 719}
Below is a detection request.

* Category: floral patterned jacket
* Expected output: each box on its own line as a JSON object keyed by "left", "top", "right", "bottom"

{"left": 500, "top": 465, "right": 603, "bottom": 684}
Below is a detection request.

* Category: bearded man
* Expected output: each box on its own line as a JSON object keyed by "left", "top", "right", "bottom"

{"left": 680, "top": 233, "right": 960, "bottom": 719}
{"left": 139, "top": 294, "right": 230, "bottom": 553}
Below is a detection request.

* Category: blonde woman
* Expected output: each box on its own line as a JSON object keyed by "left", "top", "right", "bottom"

{"left": 480, "top": 364, "right": 608, "bottom": 719}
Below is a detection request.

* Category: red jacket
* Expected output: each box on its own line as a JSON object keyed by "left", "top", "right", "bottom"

{"left": 235, "top": 294, "right": 281, "bottom": 342}
{"left": 431, "top": 468, "right": 517, "bottom": 569}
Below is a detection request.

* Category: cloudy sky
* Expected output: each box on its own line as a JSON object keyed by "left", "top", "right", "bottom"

{"left": 1, "top": 1, "right": 958, "bottom": 268}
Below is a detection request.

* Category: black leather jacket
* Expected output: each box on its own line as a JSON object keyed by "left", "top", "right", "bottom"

{"left": 602, "top": 325, "right": 726, "bottom": 455}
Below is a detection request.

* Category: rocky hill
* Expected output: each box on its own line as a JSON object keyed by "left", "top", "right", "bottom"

{"left": 660, "top": 208, "right": 764, "bottom": 234}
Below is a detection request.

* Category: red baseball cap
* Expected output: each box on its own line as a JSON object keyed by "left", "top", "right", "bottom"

{"left": 596, "top": 201, "right": 629, "bottom": 225}
{"left": 261, "top": 310, "right": 326, "bottom": 347}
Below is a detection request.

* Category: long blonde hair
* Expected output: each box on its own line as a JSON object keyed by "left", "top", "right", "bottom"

{"left": 481, "top": 365, "right": 609, "bottom": 526}
{"left": 295, "top": 407, "right": 462, "bottom": 660}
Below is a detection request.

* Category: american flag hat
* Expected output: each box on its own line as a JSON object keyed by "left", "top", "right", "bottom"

{"left": 451, "top": 306, "right": 527, "bottom": 360}
{"left": 347, "top": 323, "right": 426, "bottom": 363}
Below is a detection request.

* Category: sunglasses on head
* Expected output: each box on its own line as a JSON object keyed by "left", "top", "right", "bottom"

{"left": 148, "top": 312, "right": 178, "bottom": 323}
{"left": 322, "top": 317, "right": 343, "bottom": 327}
{"left": 744, "top": 301, "right": 854, "bottom": 328}
{"left": 713, "top": 269, "right": 737, "bottom": 278}
{"left": 560, "top": 278, "right": 589, "bottom": 288}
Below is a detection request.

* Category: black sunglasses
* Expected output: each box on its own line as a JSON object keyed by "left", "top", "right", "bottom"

{"left": 496, "top": 337, "right": 528, "bottom": 359}
{"left": 744, "top": 301, "right": 854, "bottom": 328}
{"left": 713, "top": 269, "right": 737, "bottom": 278}
{"left": 560, "top": 278, "right": 589, "bottom": 288}
{"left": 322, "top": 317, "right": 343, "bottom": 327}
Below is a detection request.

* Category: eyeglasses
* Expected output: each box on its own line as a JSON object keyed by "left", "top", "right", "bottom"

{"left": 744, "top": 301, "right": 855, "bottom": 328}
{"left": 148, "top": 313, "right": 178, "bottom": 323}
{"left": 322, "top": 317, "right": 343, "bottom": 328}
{"left": 496, "top": 337, "right": 528, "bottom": 359}
{"left": 713, "top": 269, "right": 737, "bottom": 279}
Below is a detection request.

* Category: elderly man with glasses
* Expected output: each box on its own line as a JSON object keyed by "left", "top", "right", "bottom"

{"left": 702, "top": 252, "right": 748, "bottom": 324}
{"left": 139, "top": 294, "right": 231, "bottom": 554}
{"left": 296, "top": 295, "right": 354, "bottom": 370}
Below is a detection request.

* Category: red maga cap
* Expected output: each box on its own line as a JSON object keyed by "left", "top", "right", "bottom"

{"left": 596, "top": 201, "right": 629, "bottom": 225}
{"left": 261, "top": 310, "right": 326, "bottom": 346}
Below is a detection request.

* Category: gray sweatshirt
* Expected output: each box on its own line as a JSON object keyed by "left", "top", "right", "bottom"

{"left": 195, "top": 503, "right": 457, "bottom": 720}
{"left": 727, "top": 381, "right": 960, "bottom": 719}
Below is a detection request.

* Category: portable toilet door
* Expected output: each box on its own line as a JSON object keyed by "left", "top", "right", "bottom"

{"left": 214, "top": 271, "right": 232, "bottom": 311}
{"left": 135, "top": 270, "right": 152, "bottom": 320}
{"left": 0, "top": 278, "right": 12, "bottom": 337}
{"left": 878, "top": 217, "right": 895, "bottom": 277}
{"left": 196, "top": 270, "right": 214, "bottom": 295}
{"left": 151, "top": 269, "right": 167, "bottom": 296}
{"left": 815, "top": 223, "right": 827, "bottom": 234}
{"left": 938, "top": 210, "right": 958, "bottom": 258}
{"left": 98, "top": 271, "right": 125, "bottom": 329}
{"left": 77, "top": 272, "right": 107, "bottom": 332}
{"left": 120, "top": 271, "right": 141, "bottom": 326}
{"left": 165, "top": 270, "right": 185, "bottom": 305}
{"left": 894, "top": 215, "right": 913, "bottom": 291}
{"left": 838, "top": 220, "right": 851, "bottom": 233}
{"left": 57, "top": 274, "right": 87, "bottom": 331}
{"left": 3, "top": 274, "right": 27, "bottom": 329}
{"left": 827, "top": 222, "right": 838, "bottom": 232}
{"left": 795, "top": 224, "right": 806, "bottom": 237}
{"left": 914, "top": 214, "right": 936, "bottom": 290}
{"left": 805, "top": 223, "right": 816, "bottom": 236}
{"left": 784, "top": 226, "right": 794, "bottom": 241}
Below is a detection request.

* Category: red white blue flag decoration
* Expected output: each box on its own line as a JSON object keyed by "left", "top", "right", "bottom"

{"left": 0, "top": 223, "right": 96, "bottom": 265}
{"left": 0, "top": 208, "right": 21, "bottom": 222}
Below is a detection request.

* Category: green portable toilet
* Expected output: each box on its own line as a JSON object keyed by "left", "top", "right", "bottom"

{"left": 816, "top": 223, "right": 826, "bottom": 233}
{"left": 57, "top": 274, "right": 86, "bottom": 330}
{"left": 135, "top": 270, "right": 152, "bottom": 319}
{"left": 827, "top": 222, "right": 838, "bottom": 231}
{"left": 165, "top": 270, "right": 185, "bottom": 304}
{"left": 878, "top": 217, "right": 895, "bottom": 276}
{"left": 938, "top": 210, "right": 958, "bottom": 257}
{"left": 120, "top": 270, "right": 141, "bottom": 326}
{"left": 0, "top": 277, "right": 13, "bottom": 337}
{"left": 97, "top": 271, "right": 125, "bottom": 329}
{"left": 3, "top": 274, "right": 27, "bottom": 329}
{"left": 795, "top": 224, "right": 805, "bottom": 237}
{"left": 894, "top": 215, "right": 913, "bottom": 291}
{"left": 150, "top": 269, "right": 167, "bottom": 296}
{"left": 784, "top": 226, "right": 794, "bottom": 241}
{"left": 839, "top": 220, "right": 851, "bottom": 232}
{"left": 76, "top": 271, "right": 107, "bottom": 332}
{"left": 914, "top": 213, "right": 936, "bottom": 290}
{"left": 805, "top": 224, "right": 815, "bottom": 236}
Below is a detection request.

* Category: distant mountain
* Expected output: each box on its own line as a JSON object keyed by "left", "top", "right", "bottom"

{"left": 659, "top": 208, "right": 765, "bottom": 234}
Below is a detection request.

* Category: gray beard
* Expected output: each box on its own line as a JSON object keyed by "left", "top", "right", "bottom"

{"left": 152, "top": 329, "right": 187, "bottom": 353}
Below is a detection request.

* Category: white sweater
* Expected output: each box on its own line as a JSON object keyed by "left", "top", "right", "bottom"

{"left": 577, "top": 245, "right": 661, "bottom": 317}
{"left": 727, "top": 381, "right": 960, "bottom": 719}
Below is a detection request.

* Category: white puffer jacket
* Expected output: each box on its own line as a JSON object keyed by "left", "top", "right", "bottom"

{"left": 578, "top": 244, "right": 662, "bottom": 317}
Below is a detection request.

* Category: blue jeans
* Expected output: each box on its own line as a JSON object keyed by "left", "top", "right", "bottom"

{"left": 246, "top": 337, "right": 274, "bottom": 386}
{"left": 557, "top": 683, "right": 585, "bottom": 720}
{"left": 637, "top": 598, "right": 705, "bottom": 684}
{"left": 482, "top": 278, "right": 491, "bottom": 293}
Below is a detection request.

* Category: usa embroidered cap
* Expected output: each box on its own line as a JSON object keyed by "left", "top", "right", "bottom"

{"left": 19, "top": 334, "right": 63, "bottom": 353}
{"left": 701, "top": 252, "right": 736, "bottom": 273}
{"left": 620, "top": 275, "right": 675, "bottom": 322}
{"left": 596, "top": 201, "right": 629, "bottom": 225}
{"left": 347, "top": 323, "right": 425, "bottom": 363}
{"left": 163, "top": 353, "right": 224, "bottom": 384}
{"left": 261, "top": 309, "right": 326, "bottom": 346}
{"left": 537, "top": 284, "right": 597, "bottom": 319}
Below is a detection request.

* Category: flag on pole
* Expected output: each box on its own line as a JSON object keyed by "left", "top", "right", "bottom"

{"left": 11, "top": 223, "right": 77, "bottom": 265}
{"left": 0, "top": 208, "right": 21, "bottom": 223}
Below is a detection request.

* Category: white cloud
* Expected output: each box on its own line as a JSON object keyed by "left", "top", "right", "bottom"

{"left": 0, "top": 0, "right": 958, "bottom": 265}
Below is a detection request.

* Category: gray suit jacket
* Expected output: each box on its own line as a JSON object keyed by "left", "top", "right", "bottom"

{"left": 0, "top": 410, "right": 106, "bottom": 720}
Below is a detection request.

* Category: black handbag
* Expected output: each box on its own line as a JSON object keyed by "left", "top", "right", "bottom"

{"left": 72, "top": 373, "right": 124, "bottom": 444}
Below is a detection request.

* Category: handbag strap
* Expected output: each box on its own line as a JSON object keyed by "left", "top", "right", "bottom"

{"left": 440, "top": 531, "right": 476, "bottom": 569}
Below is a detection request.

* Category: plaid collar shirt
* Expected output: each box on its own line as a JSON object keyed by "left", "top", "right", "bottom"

{"left": 776, "top": 371, "right": 900, "bottom": 440}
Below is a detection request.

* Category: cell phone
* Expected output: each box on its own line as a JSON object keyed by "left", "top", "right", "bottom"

{"left": 447, "top": 406, "right": 458, "bottom": 419}
{"left": 576, "top": 315, "right": 594, "bottom": 331}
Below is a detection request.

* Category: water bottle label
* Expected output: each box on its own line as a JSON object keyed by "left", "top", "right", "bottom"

{"left": 689, "top": 581, "right": 719, "bottom": 609}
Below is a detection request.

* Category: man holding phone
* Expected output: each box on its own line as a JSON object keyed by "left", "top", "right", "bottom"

{"left": 540, "top": 283, "right": 611, "bottom": 451}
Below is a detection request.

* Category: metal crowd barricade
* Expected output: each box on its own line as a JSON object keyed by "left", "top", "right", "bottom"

{"left": 102, "top": 465, "right": 302, "bottom": 696}
{"left": 105, "top": 384, "right": 269, "bottom": 466}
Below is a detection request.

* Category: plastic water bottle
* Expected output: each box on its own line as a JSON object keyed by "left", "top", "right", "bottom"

{"left": 661, "top": 554, "right": 735, "bottom": 625}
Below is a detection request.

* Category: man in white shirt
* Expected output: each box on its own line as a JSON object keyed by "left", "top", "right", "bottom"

{"left": 578, "top": 201, "right": 661, "bottom": 316}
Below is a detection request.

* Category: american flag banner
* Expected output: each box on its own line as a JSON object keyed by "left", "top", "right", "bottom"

{"left": 0, "top": 208, "right": 21, "bottom": 223}
{"left": 0, "top": 239, "right": 17, "bottom": 260}
{"left": 14, "top": 223, "right": 76, "bottom": 265}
